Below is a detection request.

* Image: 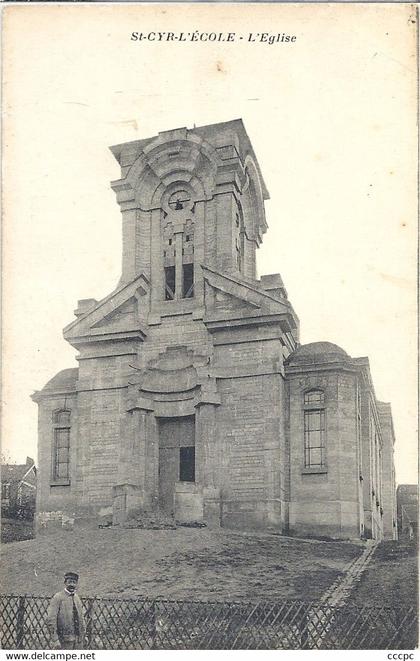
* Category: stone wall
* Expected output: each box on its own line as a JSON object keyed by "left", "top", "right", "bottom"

{"left": 360, "top": 386, "right": 385, "bottom": 540}
{"left": 213, "top": 332, "right": 286, "bottom": 531}
{"left": 377, "top": 402, "right": 398, "bottom": 540}
{"left": 36, "top": 392, "right": 79, "bottom": 528}
{"left": 287, "top": 370, "right": 361, "bottom": 539}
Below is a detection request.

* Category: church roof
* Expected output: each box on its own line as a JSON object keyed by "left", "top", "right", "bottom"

{"left": 42, "top": 368, "right": 79, "bottom": 392}
{"left": 286, "top": 341, "right": 349, "bottom": 365}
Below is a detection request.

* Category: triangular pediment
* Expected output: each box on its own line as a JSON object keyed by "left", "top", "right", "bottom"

{"left": 91, "top": 297, "right": 137, "bottom": 330}
{"left": 201, "top": 265, "right": 299, "bottom": 333}
{"left": 213, "top": 288, "right": 260, "bottom": 312}
{"left": 202, "top": 266, "right": 291, "bottom": 314}
{"left": 63, "top": 273, "right": 150, "bottom": 347}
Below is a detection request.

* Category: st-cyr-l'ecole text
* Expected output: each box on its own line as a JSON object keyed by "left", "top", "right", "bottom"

{"left": 130, "top": 31, "right": 297, "bottom": 45}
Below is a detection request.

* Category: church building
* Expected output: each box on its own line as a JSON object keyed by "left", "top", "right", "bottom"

{"left": 32, "top": 120, "right": 397, "bottom": 540}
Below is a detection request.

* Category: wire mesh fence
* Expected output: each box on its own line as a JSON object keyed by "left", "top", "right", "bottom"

{"left": 0, "top": 594, "right": 417, "bottom": 650}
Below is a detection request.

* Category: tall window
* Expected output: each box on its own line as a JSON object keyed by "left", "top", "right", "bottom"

{"left": 52, "top": 410, "right": 71, "bottom": 481}
{"left": 164, "top": 266, "right": 176, "bottom": 300}
{"left": 304, "top": 390, "right": 326, "bottom": 468}
{"left": 182, "top": 263, "right": 194, "bottom": 298}
{"left": 181, "top": 220, "right": 194, "bottom": 298}
{"left": 163, "top": 222, "right": 176, "bottom": 300}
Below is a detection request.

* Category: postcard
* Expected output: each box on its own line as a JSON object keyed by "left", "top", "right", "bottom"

{"left": 1, "top": 2, "right": 418, "bottom": 655}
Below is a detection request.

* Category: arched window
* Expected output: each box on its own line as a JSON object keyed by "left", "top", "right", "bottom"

{"left": 53, "top": 410, "right": 71, "bottom": 426}
{"left": 52, "top": 409, "right": 71, "bottom": 482}
{"left": 163, "top": 222, "right": 176, "bottom": 300}
{"left": 304, "top": 390, "right": 324, "bottom": 406}
{"left": 303, "top": 390, "right": 326, "bottom": 468}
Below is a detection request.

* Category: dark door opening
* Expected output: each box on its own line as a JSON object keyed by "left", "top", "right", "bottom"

{"left": 158, "top": 416, "right": 195, "bottom": 515}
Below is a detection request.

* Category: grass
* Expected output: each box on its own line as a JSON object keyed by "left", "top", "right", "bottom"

{"left": 350, "top": 540, "right": 418, "bottom": 610}
{"left": 1, "top": 524, "right": 363, "bottom": 602}
{"left": 1, "top": 518, "right": 35, "bottom": 544}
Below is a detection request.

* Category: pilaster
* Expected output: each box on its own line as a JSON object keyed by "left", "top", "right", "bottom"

{"left": 195, "top": 382, "right": 222, "bottom": 526}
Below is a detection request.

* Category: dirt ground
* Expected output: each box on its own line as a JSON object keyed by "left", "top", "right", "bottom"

{"left": 1, "top": 525, "right": 363, "bottom": 602}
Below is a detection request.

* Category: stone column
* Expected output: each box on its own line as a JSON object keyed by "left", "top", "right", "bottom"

{"left": 137, "top": 209, "right": 152, "bottom": 280}
{"left": 243, "top": 235, "right": 257, "bottom": 280}
{"left": 150, "top": 208, "right": 163, "bottom": 305}
{"left": 215, "top": 193, "right": 234, "bottom": 274}
{"left": 117, "top": 408, "right": 136, "bottom": 486}
{"left": 129, "top": 397, "right": 157, "bottom": 510}
{"left": 143, "top": 410, "right": 159, "bottom": 510}
{"left": 110, "top": 183, "right": 139, "bottom": 286}
{"left": 120, "top": 207, "right": 138, "bottom": 283}
{"left": 113, "top": 397, "right": 155, "bottom": 524}
{"left": 192, "top": 201, "right": 205, "bottom": 308}
{"left": 195, "top": 386, "right": 221, "bottom": 527}
{"left": 112, "top": 404, "right": 142, "bottom": 524}
{"left": 124, "top": 408, "right": 150, "bottom": 499}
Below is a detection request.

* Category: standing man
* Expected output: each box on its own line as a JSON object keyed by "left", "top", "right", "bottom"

{"left": 47, "top": 571, "right": 86, "bottom": 649}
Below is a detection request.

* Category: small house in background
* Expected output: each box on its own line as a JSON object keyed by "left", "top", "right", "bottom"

{"left": 1, "top": 457, "right": 37, "bottom": 519}
{"left": 397, "top": 485, "right": 418, "bottom": 540}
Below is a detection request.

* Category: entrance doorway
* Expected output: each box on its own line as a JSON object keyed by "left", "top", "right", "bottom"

{"left": 158, "top": 416, "right": 195, "bottom": 515}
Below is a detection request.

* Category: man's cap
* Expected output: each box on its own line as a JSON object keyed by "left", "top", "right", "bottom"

{"left": 64, "top": 571, "right": 79, "bottom": 581}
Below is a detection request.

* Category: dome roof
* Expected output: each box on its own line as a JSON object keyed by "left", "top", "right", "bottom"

{"left": 43, "top": 368, "right": 79, "bottom": 391}
{"left": 286, "top": 341, "right": 349, "bottom": 365}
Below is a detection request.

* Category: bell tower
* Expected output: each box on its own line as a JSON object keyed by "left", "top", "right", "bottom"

{"left": 35, "top": 119, "right": 304, "bottom": 534}
{"left": 109, "top": 120, "right": 270, "bottom": 316}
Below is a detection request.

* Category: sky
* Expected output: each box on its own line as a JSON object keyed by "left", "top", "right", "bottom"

{"left": 2, "top": 3, "right": 418, "bottom": 484}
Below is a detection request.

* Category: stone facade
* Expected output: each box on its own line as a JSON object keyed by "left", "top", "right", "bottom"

{"left": 285, "top": 345, "right": 397, "bottom": 540}
{"left": 32, "top": 120, "right": 397, "bottom": 540}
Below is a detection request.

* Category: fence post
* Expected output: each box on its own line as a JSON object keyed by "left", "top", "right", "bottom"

{"left": 85, "top": 598, "right": 94, "bottom": 648}
{"left": 16, "top": 596, "right": 25, "bottom": 649}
